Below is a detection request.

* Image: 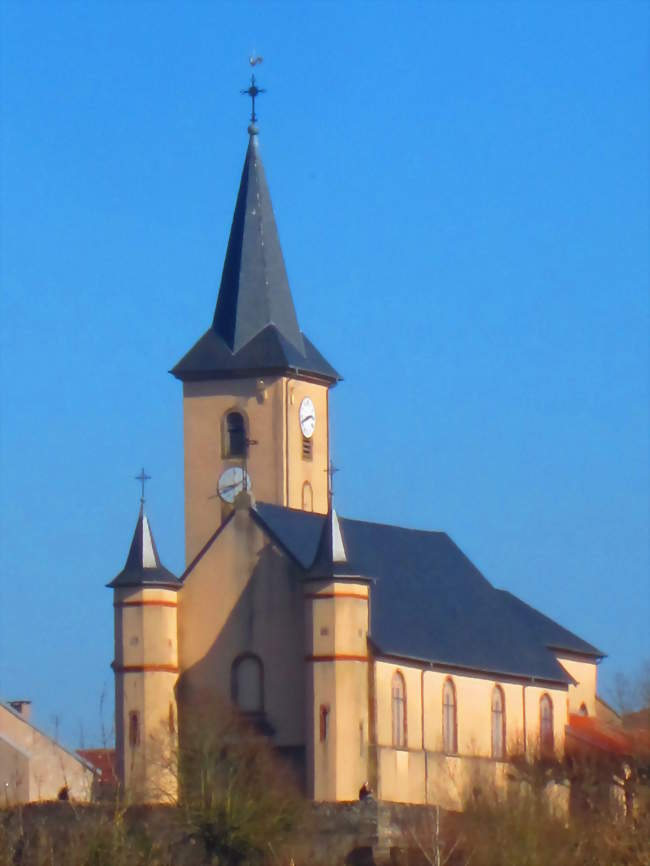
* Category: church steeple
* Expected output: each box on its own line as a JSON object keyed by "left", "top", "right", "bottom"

{"left": 176, "top": 94, "right": 338, "bottom": 560}
{"left": 213, "top": 134, "right": 304, "bottom": 355}
{"left": 171, "top": 130, "right": 340, "bottom": 384}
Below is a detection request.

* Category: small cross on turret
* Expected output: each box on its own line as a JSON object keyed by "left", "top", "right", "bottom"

{"left": 326, "top": 460, "right": 340, "bottom": 505}
{"left": 134, "top": 467, "right": 151, "bottom": 506}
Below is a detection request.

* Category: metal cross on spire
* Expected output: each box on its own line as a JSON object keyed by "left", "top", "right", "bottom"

{"left": 134, "top": 467, "right": 151, "bottom": 505}
{"left": 325, "top": 460, "right": 340, "bottom": 501}
{"left": 241, "top": 56, "right": 265, "bottom": 133}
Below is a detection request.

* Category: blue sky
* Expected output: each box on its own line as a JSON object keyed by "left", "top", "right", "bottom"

{"left": 1, "top": 1, "right": 648, "bottom": 746}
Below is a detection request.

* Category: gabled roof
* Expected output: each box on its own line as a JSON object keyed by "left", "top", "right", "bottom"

{"left": 252, "top": 502, "right": 604, "bottom": 685}
{"left": 566, "top": 714, "right": 634, "bottom": 757}
{"left": 171, "top": 134, "right": 340, "bottom": 384}
{"left": 77, "top": 749, "right": 117, "bottom": 785}
{"left": 107, "top": 506, "right": 180, "bottom": 590}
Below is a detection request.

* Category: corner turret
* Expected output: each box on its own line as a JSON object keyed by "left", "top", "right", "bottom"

{"left": 109, "top": 503, "right": 179, "bottom": 801}
{"left": 303, "top": 505, "right": 372, "bottom": 800}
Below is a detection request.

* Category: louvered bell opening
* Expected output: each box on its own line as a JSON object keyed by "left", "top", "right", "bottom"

{"left": 302, "top": 436, "right": 313, "bottom": 461}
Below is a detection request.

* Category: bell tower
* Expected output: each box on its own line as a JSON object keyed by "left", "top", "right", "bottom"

{"left": 172, "top": 98, "right": 341, "bottom": 566}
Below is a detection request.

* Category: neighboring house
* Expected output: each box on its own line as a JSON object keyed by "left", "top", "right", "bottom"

{"left": 0, "top": 701, "right": 94, "bottom": 804}
{"left": 77, "top": 748, "right": 117, "bottom": 800}
{"left": 108, "top": 103, "right": 607, "bottom": 808}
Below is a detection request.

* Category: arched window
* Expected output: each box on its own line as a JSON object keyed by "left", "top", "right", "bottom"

{"left": 224, "top": 411, "right": 247, "bottom": 458}
{"left": 540, "top": 694, "right": 554, "bottom": 756}
{"left": 302, "top": 481, "right": 314, "bottom": 512}
{"left": 231, "top": 654, "right": 263, "bottom": 714}
{"left": 491, "top": 686, "right": 506, "bottom": 759}
{"left": 391, "top": 671, "right": 407, "bottom": 749}
{"left": 442, "top": 678, "right": 457, "bottom": 754}
{"left": 578, "top": 703, "right": 588, "bottom": 717}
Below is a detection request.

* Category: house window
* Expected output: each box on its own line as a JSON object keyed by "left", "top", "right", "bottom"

{"left": 231, "top": 654, "right": 263, "bottom": 713}
{"left": 320, "top": 705, "right": 330, "bottom": 742}
{"left": 391, "top": 671, "right": 407, "bottom": 749}
{"left": 302, "top": 481, "right": 314, "bottom": 512}
{"left": 442, "top": 678, "right": 457, "bottom": 754}
{"left": 302, "top": 435, "right": 313, "bottom": 460}
{"left": 578, "top": 703, "right": 588, "bottom": 717}
{"left": 128, "top": 711, "right": 140, "bottom": 747}
{"left": 491, "top": 686, "right": 506, "bottom": 759}
{"left": 224, "top": 411, "right": 247, "bottom": 458}
{"left": 540, "top": 694, "right": 554, "bottom": 756}
{"left": 168, "top": 702, "right": 175, "bottom": 734}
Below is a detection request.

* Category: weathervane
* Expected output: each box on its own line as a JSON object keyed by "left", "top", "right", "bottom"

{"left": 134, "top": 467, "right": 151, "bottom": 506}
{"left": 242, "top": 55, "right": 265, "bottom": 133}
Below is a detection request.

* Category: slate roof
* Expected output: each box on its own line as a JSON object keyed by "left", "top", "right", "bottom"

{"left": 171, "top": 134, "right": 340, "bottom": 384}
{"left": 107, "top": 506, "right": 180, "bottom": 590}
{"left": 253, "top": 502, "right": 604, "bottom": 685}
{"left": 304, "top": 507, "right": 370, "bottom": 580}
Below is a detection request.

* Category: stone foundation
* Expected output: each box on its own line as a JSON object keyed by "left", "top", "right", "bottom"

{"left": 0, "top": 800, "right": 451, "bottom": 865}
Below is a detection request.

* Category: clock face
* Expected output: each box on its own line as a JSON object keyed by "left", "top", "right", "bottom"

{"left": 217, "top": 466, "right": 251, "bottom": 503}
{"left": 299, "top": 397, "right": 316, "bottom": 439}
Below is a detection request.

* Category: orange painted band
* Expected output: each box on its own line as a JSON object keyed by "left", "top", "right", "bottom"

{"left": 114, "top": 600, "right": 178, "bottom": 609}
{"left": 114, "top": 664, "right": 179, "bottom": 674}
{"left": 305, "top": 654, "right": 368, "bottom": 663}
{"left": 304, "top": 592, "right": 368, "bottom": 601}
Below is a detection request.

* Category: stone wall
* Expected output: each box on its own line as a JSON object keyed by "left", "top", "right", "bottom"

{"left": 0, "top": 800, "right": 451, "bottom": 865}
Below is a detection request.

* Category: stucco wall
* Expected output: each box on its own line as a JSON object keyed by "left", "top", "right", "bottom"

{"left": 305, "top": 581, "right": 370, "bottom": 801}
{"left": 0, "top": 706, "right": 93, "bottom": 803}
{"left": 113, "top": 586, "right": 179, "bottom": 801}
{"left": 373, "top": 659, "right": 569, "bottom": 805}
{"left": 0, "top": 734, "right": 30, "bottom": 804}
{"left": 556, "top": 655, "right": 598, "bottom": 716}
{"left": 179, "top": 509, "right": 305, "bottom": 749}
{"left": 424, "top": 753, "right": 512, "bottom": 811}
{"left": 422, "top": 671, "right": 525, "bottom": 756}
{"left": 285, "top": 379, "right": 329, "bottom": 514}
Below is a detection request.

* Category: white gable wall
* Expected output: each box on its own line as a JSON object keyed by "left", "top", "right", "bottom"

{"left": 0, "top": 705, "right": 93, "bottom": 803}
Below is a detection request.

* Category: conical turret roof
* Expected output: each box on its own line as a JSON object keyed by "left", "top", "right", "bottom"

{"left": 172, "top": 133, "right": 340, "bottom": 384}
{"left": 107, "top": 506, "right": 180, "bottom": 590}
{"left": 307, "top": 504, "right": 369, "bottom": 581}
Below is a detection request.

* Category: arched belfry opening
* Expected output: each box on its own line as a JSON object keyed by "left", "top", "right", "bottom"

{"left": 224, "top": 410, "right": 247, "bottom": 458}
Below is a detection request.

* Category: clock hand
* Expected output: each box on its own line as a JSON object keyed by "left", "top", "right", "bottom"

{"left": 217, "top": 478, "right": 246, "bottom": 494}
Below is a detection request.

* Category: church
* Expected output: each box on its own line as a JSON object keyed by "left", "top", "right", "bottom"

{"left": 108, "top": 88, "right": 605, "bottom": 809}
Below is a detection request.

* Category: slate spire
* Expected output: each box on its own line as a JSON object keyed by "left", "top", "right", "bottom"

{"left": 107, "top": 505, "right": 179, "bottom": 589}
{"left": 307, "top": 503, "right": 368, "bottom": 580}
{"left": 213, "top": 133, "right": 304, "bottom": 354}
{"left": 172, "top": 132, "right": 340, "bottom": 384}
